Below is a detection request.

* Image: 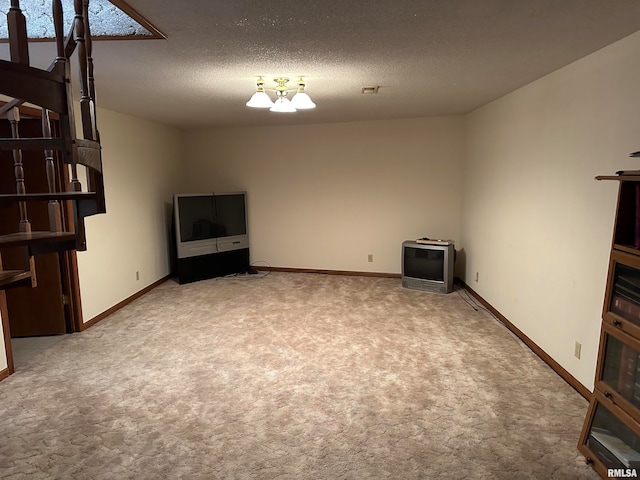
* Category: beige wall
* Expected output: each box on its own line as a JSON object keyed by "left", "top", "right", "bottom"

{"left": 76, "top": 108, "right": 184, "bottom": 321}
{"left": 461, "top": 31, "right": 640, "bottom": 389}
{"left": 183, "top": 117, "right": 464, "bottom": 274}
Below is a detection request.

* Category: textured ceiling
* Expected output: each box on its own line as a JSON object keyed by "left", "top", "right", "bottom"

{"left": 2, "top": 0, "right": 640, "bottom": 129}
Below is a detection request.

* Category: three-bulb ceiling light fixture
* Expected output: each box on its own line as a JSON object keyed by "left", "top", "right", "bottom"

{"left": 246, "top": 77, "right": 316, "bottom": 113}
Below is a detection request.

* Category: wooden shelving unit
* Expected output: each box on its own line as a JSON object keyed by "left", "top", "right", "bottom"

{"left": 579, "top": 171, "right": 640, "bottom": 478}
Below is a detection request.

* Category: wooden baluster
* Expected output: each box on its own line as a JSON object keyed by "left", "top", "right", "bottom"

{"left": 67, "top": 0, "right": 87, "bottom": 193}
{"left": 7, "top": 0, "right": 29, "bottom": 65}
{"left": 42, "top": 110, "right": 56, "bottom": 195}
{"left": 74, "top": 0, "right": 92, "bottom": 141}
{"left": 52, "top": 0, "right": 65, "bottom": 62}
{"left": 83, "top": 0, "right": 98, "bottom": 142}
{"left": 82, "top": 0, "right": 104, "bottom": 212}
{"left": 68, "top": 158, "right": 82, "bottom": 193}
{"left": 54, "top": 0, "right": 81, "bottom": 191}
{"left": 42, "top": 108, "right": 63, "bottom": 233}
{"left": 7, "top": 107, "right": 30, "bottom": 233}
{"left": 7, "top": 106, "right": 37, "bottom": 285}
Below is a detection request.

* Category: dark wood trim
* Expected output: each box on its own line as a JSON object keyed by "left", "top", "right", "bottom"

{"left": 57, "top": 156, "right": 84, "bottom": 333}
{"left": 459, "top": 280, "right": 591, "bottom": 400}
{"left": 0, "top": 366, "right": 9, "bottom": 381}
{"left": 81, "top": 275, "right": 170, "bottom": 331}
{"left": 0, "top": 288, "right": 14, "bottom": 376}
{"left": 254, "top": 266, "right": 401, "bottom": 278}
{"left": 0, "top": 252, "right": 14, "bottom": 376}
{"left": 66, "top": 251, "right": 84, "bottom": 332}
{"left": 57, "top": 248, "right": 83, "bottom": 333}
{"left": 107, "top": 0, "right": 167, "bottom": 39}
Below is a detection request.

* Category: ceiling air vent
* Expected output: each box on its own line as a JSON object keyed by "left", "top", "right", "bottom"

{"left": 361, "top": 86, "right": 380, "bottom": 94}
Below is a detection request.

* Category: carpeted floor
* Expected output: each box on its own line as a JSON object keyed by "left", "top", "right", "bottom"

{"left": 0, "top": 272, "right": 598, "bottom": 479}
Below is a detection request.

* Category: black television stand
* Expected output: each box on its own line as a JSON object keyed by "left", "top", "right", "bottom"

{"left": 176, "top": 248, "right": 250, "bottom": 284}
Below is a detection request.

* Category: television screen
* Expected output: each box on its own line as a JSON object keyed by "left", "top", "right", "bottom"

{"left": 177, "top": 194, "right": 246, "bottom": 243}
{"left": 404, "top": 247, "right": 444, "bottom": 282}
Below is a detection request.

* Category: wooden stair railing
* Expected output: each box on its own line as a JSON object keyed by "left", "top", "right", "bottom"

{"left": 0, "top": 0, "right": 105, "bottom": 290}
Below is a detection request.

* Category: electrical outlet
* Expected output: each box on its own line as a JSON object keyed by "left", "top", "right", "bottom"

{"left": 136, "top": 271, "right": 140, "bottom": 281}
{"left": 574, "top": 341, "right": 581, "bottom": 359}
{"left": 367, "top": 254, "right": 373, "bottom": 263}
{"left": 474, "top": 272, "right": 479, "bottom": 282}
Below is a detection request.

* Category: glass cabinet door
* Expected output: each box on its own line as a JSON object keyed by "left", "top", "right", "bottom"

{"left": 612, "top": 181, "right": 640, "bottom": 252}
{"left": 605, "top": 251, "right": 640, "bottom": 337}
{"left": 598, "top": 323, "right": 640, "bottom": 417}
{"left": 580, "top": 392, "right": 640, "bottom": 476}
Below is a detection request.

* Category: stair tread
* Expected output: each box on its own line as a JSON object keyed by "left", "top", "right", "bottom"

{"left": 0, "top": 231, "right": 78, "bottom": 248}
{"left": 76, "top": 139, "right": 102, "bottom": 171}
{"left": 0, "top": 137, "right": 65, "bottom": 151}
{"left": 0, "top": 269, "right": 32, "bottom": 288}
{"left": 0, "top": 192, "right": 97, "bottom": 202}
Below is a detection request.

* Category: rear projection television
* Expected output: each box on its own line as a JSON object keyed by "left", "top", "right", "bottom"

{"left": 173, "top": 192, "right": 249, "bottom": 284}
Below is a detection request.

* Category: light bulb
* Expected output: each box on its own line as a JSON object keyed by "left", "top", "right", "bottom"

{"left": 270, "top": 97, "right": 296, "bottom": 113}
{"left": 246, "top": 91, "right": 274, "bottom": 108}
{"left": 246, "top": 77, "right": 274, "bottom": 108}
{"left": 290, "top": 92, "right": 316, "bottom": 109}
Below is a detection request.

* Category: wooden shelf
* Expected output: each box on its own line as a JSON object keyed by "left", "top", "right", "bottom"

{"left": 613, "top": 244, "right": 640, "bottom": 256}
{"left": 596, "top": 173, "right": 640, "bottom": 182}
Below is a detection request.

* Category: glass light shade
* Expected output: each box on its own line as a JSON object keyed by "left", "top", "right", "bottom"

{"left": 290, "top": 92, "right": 316, "bottom": 109}
{"left": 270, "top": 97, "right": 297, "bottom": 113}
{"left": 246, "top": 91, "right": 274, "bottom": 108}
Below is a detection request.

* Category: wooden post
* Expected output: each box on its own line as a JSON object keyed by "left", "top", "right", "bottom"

{"left": 42, "top": 108, "right": 63, "bottom": 233}
{"left": 7, "top": 0, "right": 29, "bottom": 65}
{"left": 83, "top": 0, "right": 98, "bottom": 142}
{"left": 74, "top": 0, "right": 92, "bottom": 140}
{"left": 52, "top": 0, "right": 81, "bottom": 192}
{"left": 52, "top": 0, "right": 65, "bottom": 61}
{"left": 7, "top": 106, "right": 37, "bottom": 288}
{"left": 7, "top": 107, "right": 30, "bottom": 234}
{"left": 0, "top": 255, "right": 16, "bottom": 373}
